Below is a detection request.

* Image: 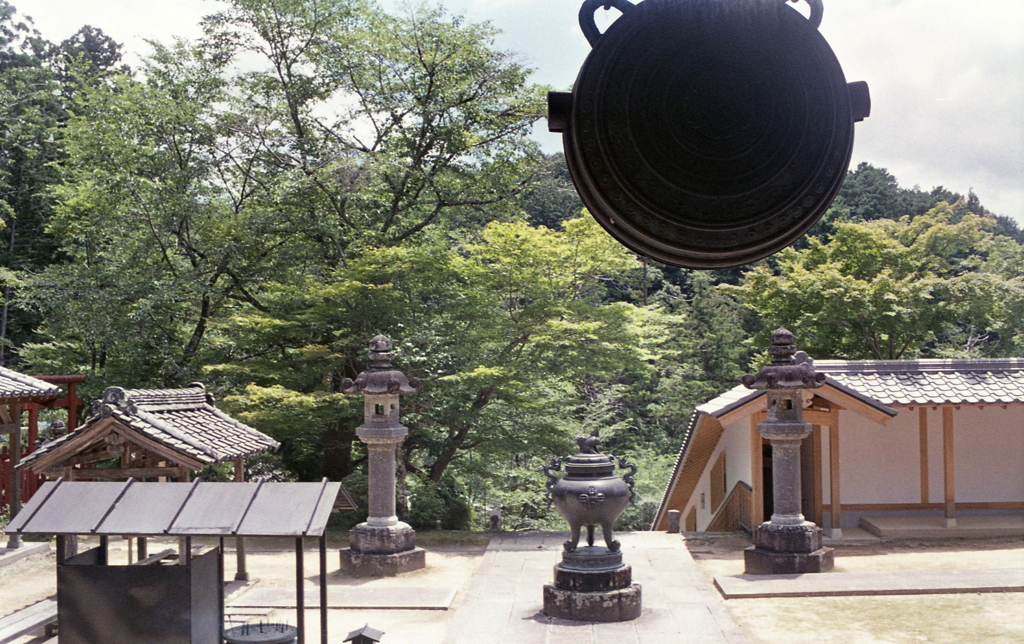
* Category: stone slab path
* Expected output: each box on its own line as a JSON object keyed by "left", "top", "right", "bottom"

{"left": 442, "top": 531, "right": 748, "bottom": 644}
{"left": 231, "top": 585, "right": 457, "bottom": 609}
{"left": 715, "top": 567, "right": 1024, "bottom": 599}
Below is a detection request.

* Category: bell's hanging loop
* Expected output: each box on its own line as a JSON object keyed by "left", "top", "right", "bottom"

{"left": 579, "top": 0, "right": 636, "bottom": 47}
{"left": 789, "top": 0, "right": 824, "bottom": 29}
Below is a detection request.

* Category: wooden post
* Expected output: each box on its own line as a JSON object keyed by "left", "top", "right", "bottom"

{"left": 68, "top": 380, "right": 78, "bottom": 431}
{"left": 233, "top": 457, "right": 249, "bottom": 581}
{"left": 943, "top": 406, "right": 956, "bottom": 527}
{"left": 137, "top": 537, "right": 148, "bottom": 561}
{"left": 6, "top": 402, "right": 22, "bottom": 549}
{"left": 99, "top": 535, "right": 109, "bottom": 565}
{"left": 750, "top": 414, "right": 763, "bottom": 525}
{"left": 919, "top": 407, "right": 929, "bottom": 504}
{"left": 812, "top": 424, "right": 823, "bottom": 527}
{"left": 828, "top": 408, "right": 842, "bottom": 538}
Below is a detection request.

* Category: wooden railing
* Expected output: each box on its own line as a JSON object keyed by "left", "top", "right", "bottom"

{"left": 705, "top": 481, "right": 753, "bottom": 533}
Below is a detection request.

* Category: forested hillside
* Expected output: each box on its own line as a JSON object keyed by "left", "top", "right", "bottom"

{"left": 3, "top": 0, "right": 1022, "bottom": 530}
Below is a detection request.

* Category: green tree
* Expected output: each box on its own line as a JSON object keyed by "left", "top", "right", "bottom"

{"left": 21, "top": 0, "right": 546, "bottom": 390}
{"left": 725, "top": 203, "right": 1024, "bottom": 359}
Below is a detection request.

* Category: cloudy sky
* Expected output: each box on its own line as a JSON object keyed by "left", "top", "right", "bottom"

{"left": 12, "top": 0, "right": 1024, "bottom": 223}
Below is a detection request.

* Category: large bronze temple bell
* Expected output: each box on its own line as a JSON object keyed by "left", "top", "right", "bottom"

{"left": 549, "top": 0, "right": 870, "bottom": 268}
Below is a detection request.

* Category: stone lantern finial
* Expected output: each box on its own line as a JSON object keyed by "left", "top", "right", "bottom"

{"left": 742, "top": 328, "right": 825, "bottom": 391}
{"left": 367, "top": 334, "right": 394, "bottom": 369}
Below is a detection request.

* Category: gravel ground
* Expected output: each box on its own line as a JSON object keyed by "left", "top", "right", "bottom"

{"left": 685, "top": 532, "right": 1024, "bottom": 644}
{"left": 3, "top": 532, "right": 1022, "bottom": 643}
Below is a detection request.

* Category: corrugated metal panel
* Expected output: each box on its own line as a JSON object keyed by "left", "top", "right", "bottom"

{"left": 11, "top": 480, "right": 130, "bottom": 534}
{"left": 8, "top": 479, "right": 347, "bottom": 537}
{"left": 236, "top": 481, "right": 339, "bottom": 537}
{"left": 170, "top": 482, "right": 261, "bottom": 535}
{"left": 95, "top": 482, "right": 195, "bottom": 535}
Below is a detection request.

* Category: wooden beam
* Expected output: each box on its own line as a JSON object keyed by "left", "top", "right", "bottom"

{"left": 829, "top": 407, "right": 841, "bottom": 534}
{"left": 919, "top": 407, "right": 929, "bottom": 504}
{"left": 943, "top": 405, "right": 956, "bottom": 524}
{"left": 817, "top": 385, "right": 894, "bottom": 424}
{"left": 716, "top": 395, "right": 766, "bottom": 429}
{"left": 803, "top": 409, "right": 834, "bottom": 426}
{"left": 67, "top": 467, "right": 182, "bottom": 480}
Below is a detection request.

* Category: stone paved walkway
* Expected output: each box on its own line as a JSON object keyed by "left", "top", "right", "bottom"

{"left": 715, "top": 566, "right": 1024, "bottom": 598}
{"left": 442, "top": 531, "right": 748, "bottom": 644}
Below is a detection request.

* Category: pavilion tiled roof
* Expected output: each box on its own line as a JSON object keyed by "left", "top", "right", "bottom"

{"left": 20, "top": 383, "right": 279, "bottom": 469}
{"left": 813, "top": 358, "right": 1024, "bottom": 406}
{"left": 0, "top": 366, "right": 61, "bottom": 403}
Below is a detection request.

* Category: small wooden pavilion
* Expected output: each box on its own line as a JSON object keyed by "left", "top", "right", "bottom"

{"left": 18, "top": 382, "right": 283, "bottom": 576}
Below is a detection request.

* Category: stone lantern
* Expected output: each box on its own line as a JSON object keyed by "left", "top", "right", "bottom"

{"left": 339, "top": 335, "right": 425, "bottom": 576}
{"left": 741, "top": 329, "right": 834, "bottom": 574}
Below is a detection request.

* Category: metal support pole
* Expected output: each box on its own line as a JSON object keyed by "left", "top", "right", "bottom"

{"left": 99, "top": 535, "right": 109, "bottom": 565}
{"left": 137, "top": 536, "right": 148, "bottom": 561}
{"left": 296, "top": 537, "right": 305, "bottom": 644}
{"left": 56, "top": 535, "right": 67, "bottom": 565}
{"left": 320, "top": 536, "right": 328, "bottom": 644}
{"left": 219, "top": 537, "right": 225, "bottom": 638}
{"left": 184, "top": 537, "right": 192, "bottom": 566}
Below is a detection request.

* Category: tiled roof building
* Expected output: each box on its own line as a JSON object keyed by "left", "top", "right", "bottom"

{"left": 654, "top": 358, "right": 1024, "bottom": 538}
{"left": 20, "top": 383, "right": 279, "bottom": 480}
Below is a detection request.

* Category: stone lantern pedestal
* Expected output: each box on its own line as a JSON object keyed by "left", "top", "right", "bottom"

{"left": 339, "top": 335, "right": 425, "bottom": 576}
{"left": 742, "top": 330, "right": 834, "bottom": 575}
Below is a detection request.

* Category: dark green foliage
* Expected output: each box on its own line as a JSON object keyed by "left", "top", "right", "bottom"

{"left": 407, "top": 474, "right": 475, "bottom": 531}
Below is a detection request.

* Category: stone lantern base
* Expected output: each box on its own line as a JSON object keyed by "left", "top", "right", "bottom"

{"left": 339, "top": 522, "right": 426, "bottom": 577}
{"left": 543, "top": 546, "right": 642, "bottom": 622}
{"left": 744, "top": 522, "right": 834, "bottom": 574}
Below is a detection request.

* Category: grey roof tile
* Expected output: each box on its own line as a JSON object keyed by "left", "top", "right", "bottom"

{"left": 0, "top": 366, "right": 61, "bottom": 402}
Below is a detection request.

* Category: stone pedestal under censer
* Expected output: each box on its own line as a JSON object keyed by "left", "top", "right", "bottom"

{"left": 339, "top": 335, "right": 426, "bottom": 576}
{"left": 742, "top": 329, "right": 834, "bottom": 574}
{"left": 542, "top": 431, "right": 641, "bottom": 622}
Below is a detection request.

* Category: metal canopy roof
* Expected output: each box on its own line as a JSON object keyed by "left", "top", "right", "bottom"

{"left": 7, "top": 479, "right": 342, "bottom": 538}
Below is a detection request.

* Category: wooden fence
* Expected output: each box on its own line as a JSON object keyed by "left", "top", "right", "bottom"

{"left": 705, "top": 480, "right": 753, "bottom": 533}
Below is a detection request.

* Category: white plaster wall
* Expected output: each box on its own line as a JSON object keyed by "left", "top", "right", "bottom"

{"left": 722, "top": 417, "right": 754, "bottom": 493}
{"left": 693, "top": 417, "right": 754, "bottom": 531}
{"left": 836, "top": 408, "right": 919, "bottom": 504}
{"left": 954, "top": 405, "right": 1024, "bottom": 503}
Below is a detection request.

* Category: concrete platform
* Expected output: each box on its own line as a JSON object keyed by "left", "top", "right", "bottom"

{"left": 442, "top": 531, "right": 748, "bottom": 644}
{"left": 0, "top": 543, "right": 50, "bottom": 571}
{"left": 822, "top": 526, "right": 880, "bottom": 545}
{"left": 714, "top": 567, "right": 1024, "bottom": 599}
{"left": 230, "top": 585, "right": 457, "bottom": 609}
{"left": 860, "top": 514, "right": 1024, "bottom": 539}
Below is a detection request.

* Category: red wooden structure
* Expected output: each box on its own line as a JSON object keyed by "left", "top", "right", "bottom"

{"left": 1, "top": 374, "right": 84, "bottom": 514}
